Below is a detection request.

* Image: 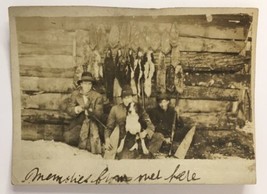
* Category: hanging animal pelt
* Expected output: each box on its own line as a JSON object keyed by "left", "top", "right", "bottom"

{"left": 161, "top": 29, "right": 171, "bottom": 55}
{"left": 171, "top": 46, "right": 181, "bottom": 67}
{"left": 114, "top": 48, "right": 127, "bottom": 97}
{"left": 156, "top": 52, "right": 167, "bottom": 93}
{"left": 88, "top": 24, "right": 98, "bottom": 51}
{"left": 88, "top": 50, "right": 102, "bottom": 80}
{"left": 134, "top": 49, "right": 144, "bottom": 97}
{"left": 108, "top": 25, "right": 120, "bottom": 48}
{"left": 150, "top": 24, "right": 161, "bottom": 51}
{"left": 96, "top": 24, "right": 108, "bottom": 55}
{"left": 126, "top": 49, "right": 137, "bottom": 95}
{"left": 166, "top": 64, "right": 176, "bottom": 94}
{"left": 103, "top": 48, "right": 115, "bottom": 101}
{"left": 143, "top": 50, "right": 155, "bottom": 97}
{"left": 174, "top": 64, "right": 185, "bottom": 94}
{"left": 169, "top": 22, "right": 179, "bottom": 48}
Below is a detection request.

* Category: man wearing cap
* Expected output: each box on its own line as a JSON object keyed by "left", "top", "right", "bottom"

{"left": 148, "top": 93, "right": 184, "bottom": 156}
{"left": 62, "top": 72, "right": 104, "bottom": 154}
{"left": 104, "top": 85, "right": 155, "bottom": 159}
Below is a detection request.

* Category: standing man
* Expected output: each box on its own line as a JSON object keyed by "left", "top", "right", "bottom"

{"left": 62, "top": 72, "right": 104, "bottom": 154}
{"left": 104, "top": 85, "right": 155, "bottom": 159}
{"left": 148, "top": 93, "right": 184, "bottom": 156}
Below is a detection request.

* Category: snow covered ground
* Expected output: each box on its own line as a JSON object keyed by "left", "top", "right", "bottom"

{"left": 21, "top": 140, "right": 102, "bottom": 160}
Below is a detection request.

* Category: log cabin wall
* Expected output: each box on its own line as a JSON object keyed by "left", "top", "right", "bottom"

{"left": 17, "top": 15, "right": 252, "bottom": 141}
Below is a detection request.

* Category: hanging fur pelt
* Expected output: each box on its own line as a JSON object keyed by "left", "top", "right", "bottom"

{"left": 166, "top": 64, "right": 176, "bottom": 94}
{"left": 143, "top": 50, "right": 155, "bottom": 97}
{"left": 134, "top": 49, "right": 144, "bottom": 97}
{"left": 174, "top": 64, "right": 185, "bottom": 94}
{"left": 126, "top": 49, "right": 138, "bottom": 95}
{"left": 89, "top": 50, "right": 102, "bottom": 80}
{"left": 114, "top": 48, "right": 128, "bottom": 97}
{"left": 156, "top": 52, "right": 166, "bottom": 93}
{"left": 103, "top": 48, "right": 115, "bottom": 101}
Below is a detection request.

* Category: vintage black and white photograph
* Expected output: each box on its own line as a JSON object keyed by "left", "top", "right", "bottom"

{"left": 10, "top": 6, "right": 257, "bottom": 185}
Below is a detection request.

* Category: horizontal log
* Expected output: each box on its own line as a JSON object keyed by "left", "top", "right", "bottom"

{"left": 21, "top": 121, "right": 44, "bottom": 141}
{"left": 20, "top": 77, "right": 75, "bottom": 93}
{"left": 21, "top": 121, "right": 65, "bottom": 141}
{"left": 19, "top": 55, "right": 76, "bottom": 68}
{"left": 180, "top": 86, "right": 240, "bottom": 101}
{"left": 178, "top": 24, "right": 247, "bottom": 40}
{"left": 184, "top": 73, "right": 250, "bottom": 88}
{"left": 22, "top": 109, "right": 71, "bottom": 124}
{"left": 76, "top": 34, "right": 245, "bottom": 54}
{"left": 178, "top": 37, "right": 245, "bottom": 53}
{"left": 21, "top": 93, "right": 70, "bottom": 110}
{"left": 20, "top": 86, "right": 239, "bottom": 111}
{"left": 16, "top": 16, "right": 249, "bottom": 40}
{"left": 179, "top": 53, "right": 249, "bottom": 72}
{"left": 178, "top": 99, "right": 232, "bottom": 113}
{"left": 17, "top": 30, "right": 74, "bottom": 45}
{"left": 20, "top": 65, "right": 75, "bottom": 78}
{"left": 21, "top": 109, "right": 237, "bottom": 131}
{"left": 181, "top": 112, "right": 237, "bottom": 130}
{"left": 18, "top": 43, "right": 73, "bottom": 56}
{"left": 144, "top": 98, "right": 232, "bottom": 113}
{"left": 180, "top": 52, "right": 247, "bottom": 60}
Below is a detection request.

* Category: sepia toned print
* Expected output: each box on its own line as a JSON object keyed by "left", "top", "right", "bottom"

{"left": 10, "top": 6, "right": 257, "bottom": 185}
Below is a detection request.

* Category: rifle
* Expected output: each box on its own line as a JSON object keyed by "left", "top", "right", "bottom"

{"left": 168, "top": 110, "right": 177, "bottom": 157}
{"left": 85, "top": 109, "right": 108, "bottom": 129}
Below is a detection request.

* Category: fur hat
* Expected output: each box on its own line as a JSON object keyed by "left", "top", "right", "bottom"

{"left": 77, "top": 72, "right": 95, "bottom": 85}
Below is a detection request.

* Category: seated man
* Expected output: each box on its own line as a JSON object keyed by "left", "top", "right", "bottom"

{"left": 148, "top": 93, "right": 184, "bottom": 156}
{"left": 104, "top": 85, "right": 155, "bottom": 159}
{"left": 62, "top": 72, "right": 104, "bottom": 154}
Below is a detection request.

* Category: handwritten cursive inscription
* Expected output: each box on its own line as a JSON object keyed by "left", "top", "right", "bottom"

{"left": 164, "top": 164, "right": 200, "bottom": 183}
{"left": 21, "top": 164, "right": 200, "bottom": 184}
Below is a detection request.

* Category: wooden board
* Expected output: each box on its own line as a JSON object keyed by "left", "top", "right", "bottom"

{"left": 103, "top": 126, "right": 120, "bottom": 159}
{"left": 174, "top": 125, "right": 196, "bottom": 159}
{"left": 20, "top": 66, "right": 75, "bottom": 78}
{"left": 20, "top": 77, "right": 75, "bottom": 93}
{"left": 21, "top": 121, "right": 65, "bottom": 141}
{"left": 18, "top": 43, "right": 73, "bottom": 56}
{"left": 178, "top": 37, "right": 245, "bottom": 53}
{"left": 17, "top": 30, "right": 74, "bottom": 45}
{"left": 21, "top": 93, "right": 71, "bottom": 110}
{"left": 19, "top": 55, "right": 76, "bottom": 68}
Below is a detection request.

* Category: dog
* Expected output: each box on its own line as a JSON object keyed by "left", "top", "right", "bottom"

{"left": 116, "top": 102, "right": 149, "bottom": 155}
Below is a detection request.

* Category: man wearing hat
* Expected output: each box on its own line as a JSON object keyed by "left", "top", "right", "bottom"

{"left": 104, "top": 85, "right": 155, "bottom": 159}
{"left": 62, "top": 72, "right": 104, "bottom": 154}
{"left": 147, "top": 93, "right": 184, "bottom": 156}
